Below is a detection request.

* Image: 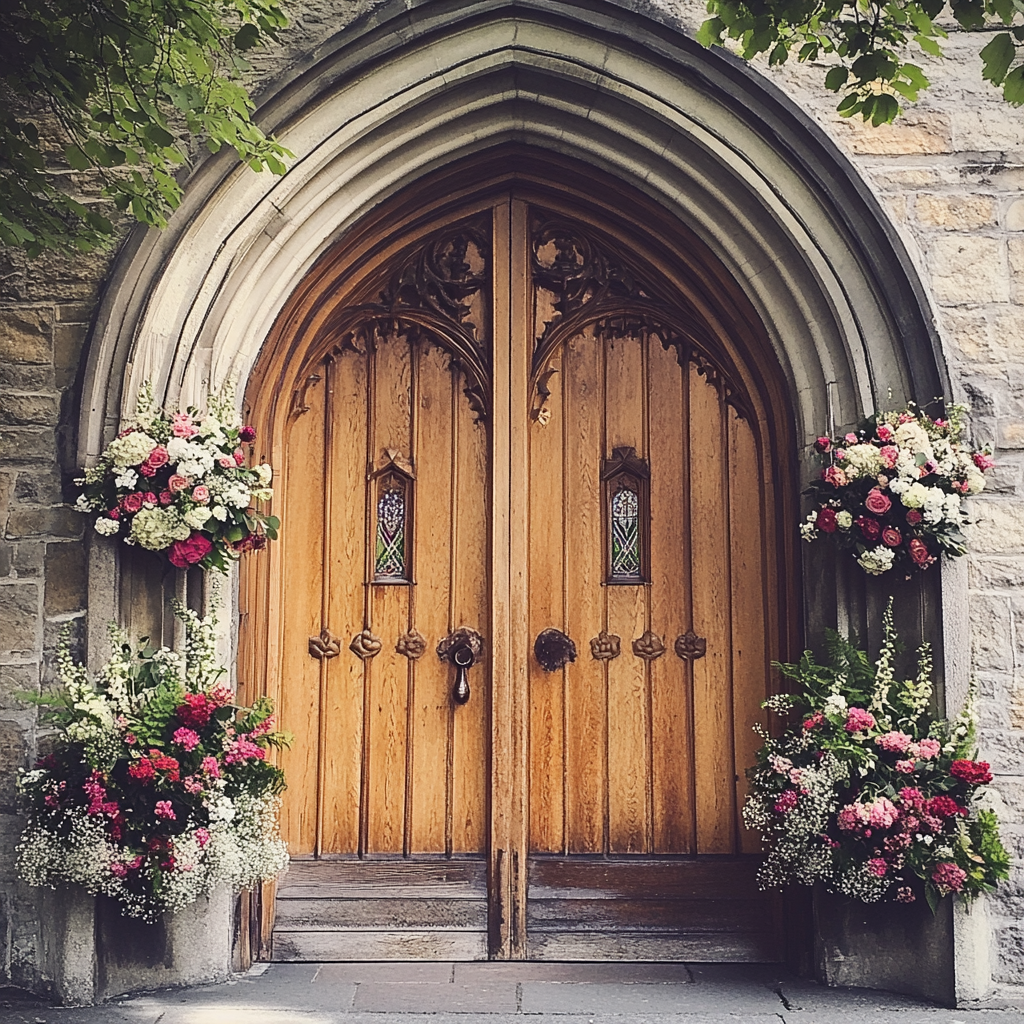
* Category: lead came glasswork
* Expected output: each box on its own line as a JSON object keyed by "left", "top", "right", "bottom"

{"left": 374, "top": 486, "right": 406, "bottom": 579}
{"left": 610, "top": 485, "right": 640, "bottom": 578}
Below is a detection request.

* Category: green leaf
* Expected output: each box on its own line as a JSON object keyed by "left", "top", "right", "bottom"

{"left": 980, "top": 32, "right": 1016, "bottom": 84}
{"left": 1003, "top": 64, "right": 1024, "bottom": 103}
{"left": 697, "top": 17, "right": 726, "bottom": 47}
{"left": 914, "top": 33, "right": 944, "bottom": 56}
{"left": 871, "top": 93, "right": 900, "bottom": 125}
{"left": 64, "top": 145, "right": 91, "bottom": 171}
{"left": 825, "top": 66, "right": 849, "bottom": 91}
{"left": 234, "top": 24, "right": 262, "bottom": 50}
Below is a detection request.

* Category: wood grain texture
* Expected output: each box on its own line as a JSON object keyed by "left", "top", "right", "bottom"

{"left": 728, "top": 408, "right": 770, "bottom": 855}
{"left": 278, "top": 371, "right": 327, "bottom": 854}
{"left": 526, "top": 932, "right": 780, "bottom": 962}
{"left": 648, "top": 339, "right": 693, "bottom": 854}
{"left": 688, "top": 366, "right": 736, "bottom": 854}
{"left": 273, "top": 931, "right": 489, "bottom": 962}
{"left": 274, "top": 898, "right": 487, "bottom": 929}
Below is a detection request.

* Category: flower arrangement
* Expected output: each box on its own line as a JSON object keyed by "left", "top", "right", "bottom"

{"left": 800, "top": 404, "right": 992, "bottom": 576}
{"left": 17, "top": 603, "right": 290, "bottom": 922}
{"left": 745, "top": 603, "right": 1009, "bottom": 910}
{"left": 75, "top": 382, "right": 279, "bottom": 573}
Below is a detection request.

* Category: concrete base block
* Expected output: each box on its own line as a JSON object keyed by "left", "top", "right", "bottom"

{"left": 813, "top": 886, "right": 955, "bottom": 1006}
{"left": 36, "top": 884, "right": 233, "bottom": 1005}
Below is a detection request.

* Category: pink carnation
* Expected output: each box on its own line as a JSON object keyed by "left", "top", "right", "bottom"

{"left": 876, "top": 424, "right": 894, "bottom": 443}
{"left": 218, "top": 456, "right": 235, "bottom": 468}
{"left": 875, "top": 730, "right": 912, "bottom": 753}
{"left": 823, "top": 466, "right": 848, "bottom": 487}
{"left": 192, "top": 485, "right": 210, "bottom": 504}
{"left": 879, "top": 445, "right": 899, "bottom": 469}
{"left": 172, "top": 727, "right": 201, "bottom": 751}
{"left": 844, "top": 707, "right": 876, "bottom": 733}
{"left": 168, "top": 474, "right": 191, "bottom": 493}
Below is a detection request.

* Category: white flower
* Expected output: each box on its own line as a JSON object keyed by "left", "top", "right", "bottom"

{"left": 856, "top": 546, "right": 895, "bottom": 575}
{"left": 114, "top": 468, "right": 139, "bottom": 490}
{"left": 889, "top": 477, "right": 910, "bottom": 496}
{"left": 841, "top": 444, "right": 884, "bottom": 479}
{"left": 94, "top": 517, "right": 120, "bottom": 536}
{"left": 105, "top": 431, "right": 157, "bottom": 468}
{"left": 211, "top": 505, "right": 228, "bottom": 522}
{"left": 183, "top": 507, "right": 213, "bottom": 530}
{"left": 899, "top": 482, "right": 930, "bottom": 509}
{"left": 823, "top": 694, "right": 848, "bottom": 716}
{"left": 965, "top": 465, "right": 985, "bottom": 494}
{"left": 255, "top": 463, "right": 273, "bottom": 486}
{"left": 75, "top": 494, "right": 92, "bottom": 511}
{"left": 130, "top": 508, "right": 191, "bottom": 550}
{"left": 800, "top": 511, "right": 818, "bottom": 541}
{"left": 895, "top": 421, "right": 931, "bottom": 454}
{"left": 836, "top": 510, "right": 853, "bottom": 529}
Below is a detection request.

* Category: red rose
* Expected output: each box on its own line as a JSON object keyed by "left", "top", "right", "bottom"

{"left": 950, "top": 759, "right": 993, "bottom": 785}
{"left": 908, "top": 538, "right": 933, "bottom": 566}
{"left": 864, "top": 488, "right": 892, "bottom": 515}
{"left": 881, "top": 527, "right": 902, "bottom": 547}
{"left": 122, "top": 492, "right": 143, "bottom": 513}
{"left": 814, "top": 436, "right": 832, "bottom": 454}
{"left": 147, "top": 445, "right": 169, "bottom": 469}
{"left": 168, "top": 532, "right": 213, "bottom": 569}
{"left": 856, "top": 516, "right": 881, "bottom": 541}
{"left": 138, "top": 461, "right": 156, "bottom": 478}
{"left": 973, "top": 452, "right": 995, "bottom": 471}
{"left": 817, "top": 507, "right": 838, "bottom": 533}
{"left": 240, "top": 425, "right": 257, "bottom": 443}
{"left": 906, "top": 509, "right": 923, "bottom": 525}
{"left": 159, "top": 490, "right": 174, "bottom": 506}
{"left": 142, "top": 492, "right": 157, "bottom": 505}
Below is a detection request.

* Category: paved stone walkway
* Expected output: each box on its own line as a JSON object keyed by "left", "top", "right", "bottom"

{"left": 2, "top": 963, "right": 1024, "bottom": 1024}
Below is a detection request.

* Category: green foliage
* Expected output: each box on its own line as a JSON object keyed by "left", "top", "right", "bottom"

{"left": 0, "top": 0, "right": 291, "bottom": 256}
{"left": 699, "top": 0, "right": 1024, "bottom": 123}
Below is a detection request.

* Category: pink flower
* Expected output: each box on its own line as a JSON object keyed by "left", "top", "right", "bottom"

{"left": 856, "top": 516, "right": 881, "bottom": 542}
{"left": 879, "top": 445, "right": 899, "bottom": 468}
{"left": 973, "top": 452, "right": 995, "bottom": 471}
{"left": 906, "top": 509, "right": 923, "bottom": 525}
{"left": 159, "top": 490, "right": 174, "bottom": 506}
{"left": 867, "top": 797, "right": 900, "bottom": 829}
{"left": 124, "top": 733, "right": 137, "bottom": 746}
{"left": 817, "top": 507, "right": 838, "bottom": 533}
{"left": 108, "top": 507, "right": 120, "bottom": 520}
{"left": 898, "top": 412, "right": 914, "bottom": 424}
{"left": 172, "top": 727, "right": 201, "bottom": 751}
{"left": 925, "top": 795, "right": 965, "bottom": 819}
{"left": 908, "top": 538, "right": 933, "bottom": 567}
{"left": 183, "top": 776, "right": 204, "bottom": 794}
{"left": 168, "top": 474, "right": 191, "bottom": 493}
{"left": 867, "top": 858, "right": 888, "bottom": 878}
{"left": 138, "top": 461, "right": 157, "bottom": 478}
{"left": 110, "top": 862, "right": 128, "bottom": 878}
{"left": 931, "top": 861, "right": 967, "bottom": 894}
{"left": 845, "top": 432, "right": 858, "bottom": 443}
{"left": 191, "top": 485, "right": 210, "bottom": 504}
{"left": 218, "top": 456, "right": 235, "bottom": 468}
{"left": 195, "top": 827, "right": 211, "bottom": 848}
{"left": 122, "top": 492, "right": 144, "bottom": 513}
{"left": 895, "top": 886, "right": 916, "bottom": 903}
{"left": 898, "top": 787, "right": 924, "bottom": 808}
{"left": 864, "top": 488, "right": 892, "bottom": 515}
{"left": 803, "top": 712, "right": 825, "bottom": 730}
{"left": 146, "top": 446, "right": 169, "bottom": 469}
{"left": 822, "top": 466, "right": 848, "bottom": 487}
{"left": 773, "top": 789, "right": 799, "bottom": 814}
{"left": 155, "top": 800, "right": 176, "bottom": 821}
{"left": 233, "top": 449, "right": 245, "bottom": 466}
{"left": 915, "top": 738, "right": 941, "bottom": 759}
{"left": 172, "top": 412, "right": 198, "bottom": 438}
{"left": 142, "top": 492, "right": 157, "bottom": 505}
{"left": 951, "top": 759, "right": 993, "bottom": 785}
{"left": 881, "top": 527, "right": 902, "bottom": 548}
{"left": 876, "top": 730, "right": 912, "bottom": 753}
{"left": 239, "top": 425, "right": 257, "bottom": 443}
{"left": 200, "top": 755, "right": 221, "bottom": 777}
{"left": 895, "top": 759, "right": 916, "bottom": 774}
{"left": 224, "top": 738, "right": 267, "bottom": 764}
{"left": 168, "top": 532, "right": 213, "bottom": 569}
{"left": 837, "top": 803, "right": 869, "bottom": 832}
{"left": 844, "top": 707, "right": 876, "bottom": 733}
{"left": 876, "top": 424, "right": 894, "bottom": 442}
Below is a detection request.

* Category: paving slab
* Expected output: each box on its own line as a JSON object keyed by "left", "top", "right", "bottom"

{"left": 520, "top": 980, "right": 778, "bottom": 1015}
{"left": 352, "top": 982, "right": 519, "bottom": 1012}
{"left": 453, "top": 963, "right": 695, "bottom": 984}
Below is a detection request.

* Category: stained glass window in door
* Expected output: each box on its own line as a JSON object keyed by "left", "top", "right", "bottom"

{"left": 374, "top": 485, "right": 407, "bottom": 580}
{"left": 610, "top": 485, "right": 641, "bottom": 579}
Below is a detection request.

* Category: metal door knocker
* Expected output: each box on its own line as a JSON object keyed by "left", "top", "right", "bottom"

{"left": 534, "top": 628, "right": 577, "bottom": 672}
{"left": 437, "top": 627, "right": 484, "bottom": 706}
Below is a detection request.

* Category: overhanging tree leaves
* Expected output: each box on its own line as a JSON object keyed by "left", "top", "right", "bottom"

{"left": 0, "top": 0, "right": 290, "bottom": 256}
{"left": 698, "top": 0, "right": 1024, "bottom": 124}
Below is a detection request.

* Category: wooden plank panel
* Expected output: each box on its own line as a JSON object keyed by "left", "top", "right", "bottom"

{"left": 562, "top": 329, "right": 606, "bottom": 853}
{"left": 527, "top": 858, "right": 762, "bottom": 899}
{"left": 366, "top": 336, "right": 413, "bottom": 854}
{"left": 728, "top": 409, "right": 769, "bottom": 855}
{"left": 528, "top": 346, "right": 565, "bottom": 853}
{"left": 278, "top": 374, "right": 327, "bottom": 855}
{"left": 272, "top": 931, "right": 489, "bottom": 962}
{"left": 274, "top": 899, "right": 488, "bottom": 929}
{"left": 688, "top": 367, "right": 735, "bottom": 854}
{"left": 321, "top": 348, "right": 369, "bottom": 854}
{"left": 527, "top": 899, "right": 771, "bottom": 931}
{"left": 526, "top": 932, "right": 780, "bottom": 962}
{"left": 280, "top": 859, "right": 487, "bottom": 886}
{"left": 408, "top": 342, "right": 453, "bottom": 854}
{"left": 605, "top": 584, "right": 649, "bottom": 853}
{"left": 451, "top": 365, "right": 490, "bottom": 854}
{"left": 648, "top": 339, "right": 693, "bottom": 854}
{"left": 603, "top": 334, "right": 645, "bottom": 455}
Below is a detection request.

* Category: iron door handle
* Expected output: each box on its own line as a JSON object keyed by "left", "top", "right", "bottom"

{"left": 437, "top": 627, "right": 484, "bottom": 706}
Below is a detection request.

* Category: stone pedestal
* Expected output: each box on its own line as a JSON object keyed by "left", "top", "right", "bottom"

{"left": 37, "top": 885, "right": 233, "bottom": 1005}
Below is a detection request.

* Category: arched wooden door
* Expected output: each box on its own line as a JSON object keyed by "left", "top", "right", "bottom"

{"left": 241, "top": 159, "right": 799, "bottom": 963}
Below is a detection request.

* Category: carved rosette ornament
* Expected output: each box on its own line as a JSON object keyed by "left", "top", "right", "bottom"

{"left": 396, "top": 629, "right": 427, "bottom": 660}
{"left": 674, "top": 630, "right": 708, "bottom": 661}
{"left": 632, "top": 630, "right": 666, "bottom": 661}
{"left": 308, "top": 628, "right": 341, "bottom": 660}
{"left": 589, "top": 630, "right": 621, "bottom": 661}
{"left": 349, "top": 630, "right": 383, "bottom": 660}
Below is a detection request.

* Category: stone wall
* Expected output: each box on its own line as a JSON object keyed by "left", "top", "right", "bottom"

{"left": 0, "top": 0, "right": 1022, "bottom": 1001}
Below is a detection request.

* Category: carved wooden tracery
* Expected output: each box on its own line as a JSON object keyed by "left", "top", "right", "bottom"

{"left": 290, "top": 217, "right": 492, "bottom": 421}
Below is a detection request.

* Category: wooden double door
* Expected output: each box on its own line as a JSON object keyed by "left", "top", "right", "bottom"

{"left": 242, "top": 167, "right": 796, "bottom": 962}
